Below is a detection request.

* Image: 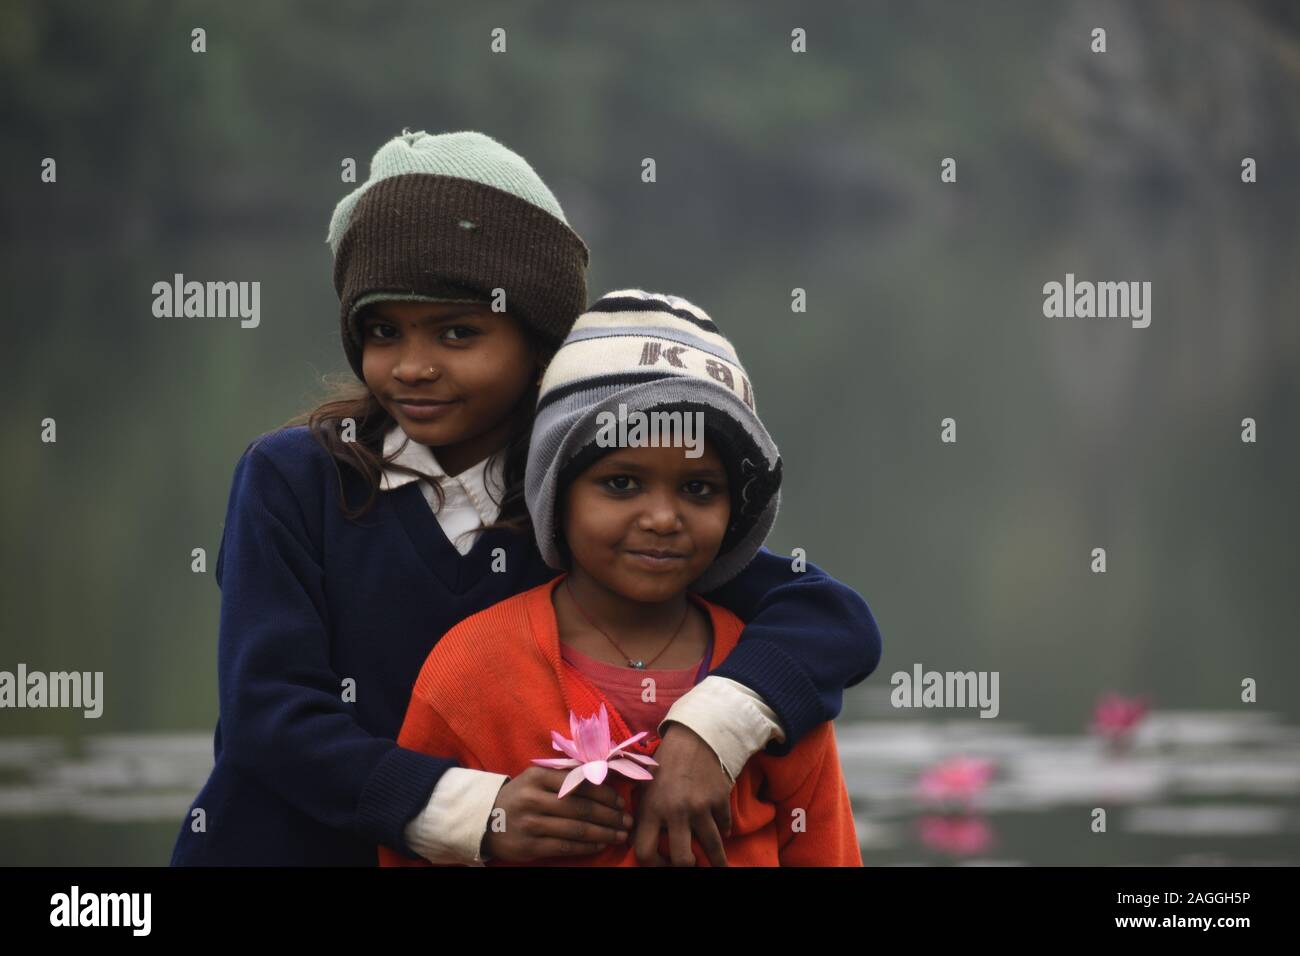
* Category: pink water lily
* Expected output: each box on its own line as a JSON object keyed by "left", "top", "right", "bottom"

{"left": 918, "top": 815, "right": 995, "bottom": 856}
{"left": 532, "top": 704, "right": 659, "bottom": 798}
{"left": 916, "top": 756, "right": 995, "bottom": 805}
{"left": 1090, "top": 692, "right": 1149, "bottom": 741}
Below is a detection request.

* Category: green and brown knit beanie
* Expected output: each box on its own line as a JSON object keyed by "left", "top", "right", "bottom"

{"left": 326, "top": 129, "right": 590, "bottom": 381}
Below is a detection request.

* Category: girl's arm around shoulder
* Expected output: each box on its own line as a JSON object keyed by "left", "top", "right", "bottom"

{"left": 215, "top": 433, "right": 457, "bottom": 858}
{"left": 379, "top": 694, "right": 491, "bottom": 868}
{"left": 697, "top": 547, "right": 883, "bottom": 754}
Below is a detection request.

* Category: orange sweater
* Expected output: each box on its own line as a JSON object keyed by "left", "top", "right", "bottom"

{"left": 380, "top": 573, "right": 862, "bottom": 867}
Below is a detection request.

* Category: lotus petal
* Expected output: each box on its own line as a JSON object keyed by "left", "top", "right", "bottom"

{"left": 607, "top": 731, "right": 649, "bottom": 756}
{"left": 607, "top": 758, "right": 654, "bottom": 781}
{"left": 621, "top": 752, "right": 659, "bottom": 767}
{"left": 550, "top": 730, "right": 581, "bottom": 761}
{"left": 558, "top": 765, "right": 588, "bottom": 798}
{"left": 532, "top": 757, "right": 580, "bottom": 769}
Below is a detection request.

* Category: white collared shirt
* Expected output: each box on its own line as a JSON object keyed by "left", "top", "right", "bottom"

{"left": 379, "top": 424, "right": 784, "bottom": 865}
{"left": 380, "top": 424, "right": 507, "bottom": 556}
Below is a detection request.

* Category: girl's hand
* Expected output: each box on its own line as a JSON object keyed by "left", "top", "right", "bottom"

{"left": 632, "top": 723, "right": 733, "bottom": 866}
{"left": 482, "top": 767, "right": 633, "bottom": 862}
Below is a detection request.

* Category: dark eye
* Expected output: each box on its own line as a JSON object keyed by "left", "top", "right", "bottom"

{"left": 684, "top": 480, "right": 718, "bottom": 498}
{"left": 442, "top": 325, "right": 480, "bottom": 342}
{"left": 365, "top": 321, "right": 398, "bottom": 341}
{"left": 602, "top": 475, "right": 638, "bottom": 493}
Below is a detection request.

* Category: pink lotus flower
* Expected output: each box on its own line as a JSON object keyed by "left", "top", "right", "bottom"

{"left": 918, "top": 815, "right": 995, "bottom": 856}
{"left": 916, "top": 756, "right": 995, "bottom": 806}
{"left": 532, "top": 704, "right": 659, "bottom": 798}
{"left": 1090, "top": 693, "right": 1149, "bottom": 742}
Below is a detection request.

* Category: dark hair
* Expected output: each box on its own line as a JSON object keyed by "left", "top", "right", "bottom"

{"left": 278, "top": 319, "right": 555, "bottom": 532}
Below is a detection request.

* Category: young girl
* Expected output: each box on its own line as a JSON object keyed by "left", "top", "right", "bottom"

{"left": 381, "top": 291, "right": 862, "bottom": 866}
{"left": 170, "top": 129, "right": 882, "bottom": 866}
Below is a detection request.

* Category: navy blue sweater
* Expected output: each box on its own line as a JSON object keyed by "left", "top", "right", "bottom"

{"left": 169, "top": 425, "right": 882, "bottom": 866}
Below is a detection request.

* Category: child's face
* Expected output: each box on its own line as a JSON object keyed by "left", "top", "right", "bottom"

{"left": 361, "top": 300, "right": 540, "bottom": 472}
{"left": 561, "top": 439, "right": 731, "bottom": 603}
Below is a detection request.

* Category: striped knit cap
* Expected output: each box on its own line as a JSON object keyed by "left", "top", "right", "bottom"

{"left": 326, "top": 129, "right": 590, "bottom": 381}
{"left": 525, "top": 289, "right": 783, "bottom": 593}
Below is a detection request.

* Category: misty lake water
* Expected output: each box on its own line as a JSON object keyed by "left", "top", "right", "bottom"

{"left": 2, "top": 696, "right": 1296, "bottom": 866}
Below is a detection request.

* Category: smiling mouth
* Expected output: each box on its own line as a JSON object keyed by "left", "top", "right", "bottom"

{"left": 626, "top": 549, "right": 686, "bottom": 560}
{"left": 393, "top": 398, "right": 459, "bottom": 421}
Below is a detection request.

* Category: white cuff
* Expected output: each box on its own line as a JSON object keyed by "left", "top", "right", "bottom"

{"left": 657, "top": 676, "right": 786, "bottom": 783}
{"left": 402, "top": 767, "right": 510, "bottom": 866}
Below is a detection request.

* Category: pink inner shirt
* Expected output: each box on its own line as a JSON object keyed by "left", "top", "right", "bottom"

{"left": 560, "top": 629, "right": 714, "bottom": 740}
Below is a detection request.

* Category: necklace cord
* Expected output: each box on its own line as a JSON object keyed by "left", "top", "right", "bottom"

{"left": 563, "top": 578, "right": 691, "bottom": 669}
